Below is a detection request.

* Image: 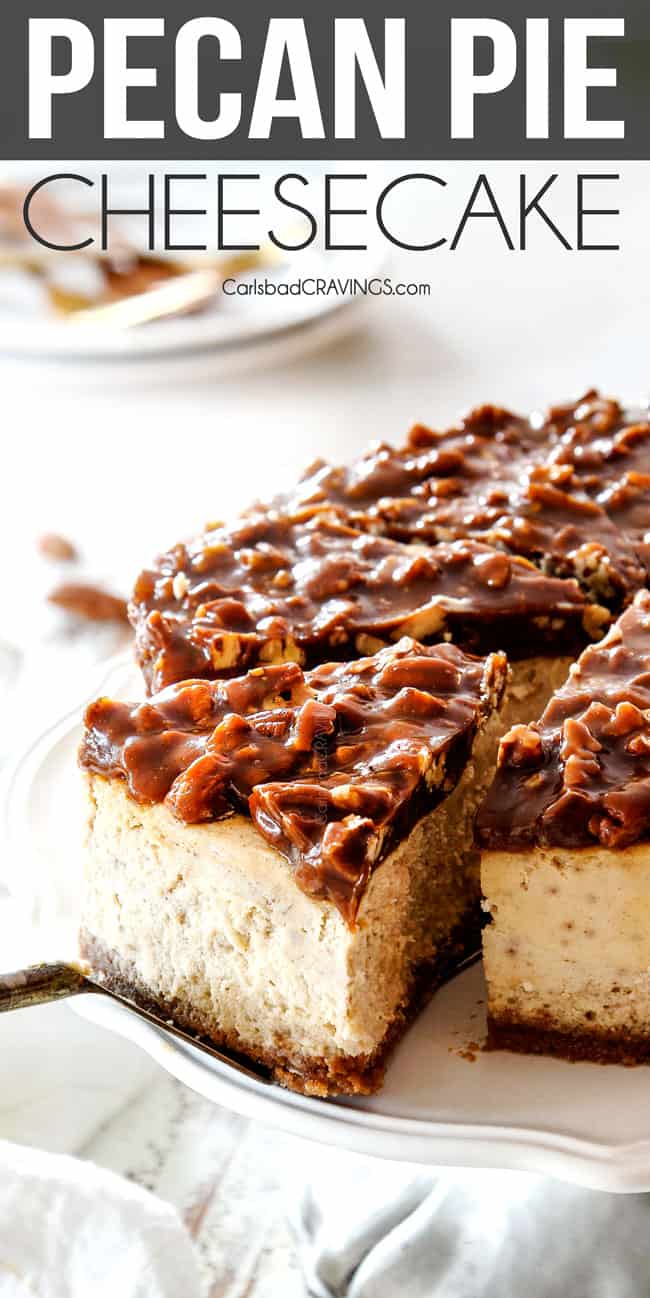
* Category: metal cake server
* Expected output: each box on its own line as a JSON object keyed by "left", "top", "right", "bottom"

{"left": 0, "top": 961, "right": 273, "bottom": 1084}
{"left": 0, "top": 950, "right": 482, "bottom": 1090}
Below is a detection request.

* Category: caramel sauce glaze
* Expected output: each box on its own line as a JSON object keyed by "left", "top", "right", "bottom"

{"left": 81, "top": 639, "right": 507, "bottom": 923}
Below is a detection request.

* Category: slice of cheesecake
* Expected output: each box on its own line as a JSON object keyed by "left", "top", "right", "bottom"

{"left": 478, "top": 589, "right": 650, "bottom": 1063}
{"left": 79, "top": 638, "right": 506, "bottom": 1095}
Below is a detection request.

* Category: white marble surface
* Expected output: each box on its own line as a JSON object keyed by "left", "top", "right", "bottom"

{"left": 0, "top": 898, "right": 309, "bottom": 1297}
{"left": 1, "top": 160, "right": 649, "bottom": 1293}
{"left": 83, "top": 1074, "right": 306, "bottom": 1298}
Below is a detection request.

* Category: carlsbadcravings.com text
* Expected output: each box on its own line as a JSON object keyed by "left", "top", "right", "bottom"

{"left": 223, "top": 278, "right": 431, "bottom": 298}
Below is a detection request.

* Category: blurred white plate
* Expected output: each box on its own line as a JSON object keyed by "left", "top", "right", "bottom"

{"left": 0, "top": 246, "right": 381, "bottom": 366}
{"left": 4, "top": 654, "right": 650, "bottom": 1193}
{"left": 0, "top": 166, "right": 384, "bottom": 366}
{"left": 0, "top": 244, "right": 386, "bottom": 363}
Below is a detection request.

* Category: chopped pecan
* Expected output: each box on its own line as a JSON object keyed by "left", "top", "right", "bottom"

{"left": 49, "top": 582, "right": 128, "bottom": 623}
{"left": 474, "top": 551, "right": 511, "bottom": 589}
{"left": 38, "top": 532, "right": 78, "bottom": 562}
{"left": 499, "top": 725, "right": 543, "bottom": 768}
{"left": 291, "top": 698, "right": 337, "bottom": 753}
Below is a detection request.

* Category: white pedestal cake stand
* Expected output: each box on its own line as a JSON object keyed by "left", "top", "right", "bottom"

{"left": 4, "top": 656, "right": 650, "bottom": 1194}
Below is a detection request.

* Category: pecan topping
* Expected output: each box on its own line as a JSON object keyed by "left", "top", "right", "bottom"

{"left": 256, "top": 390, "right": 646, "bottom": 601}
{"left": 499, "top": 725, "right": 544, "bottom": 768}
{"left": 130, "top": 392, "right": 647, "bottom": 697}
{"left": 130, "top": 515, "right": 604, "bottom": 694}
{"left": 474, "top": 551, "right": 511, "bottom": 590}
{"left": 477, "top": 590, "right": 650, "bottom": 851}
{"left": 80, "top": 638, "right": 507, "bottom": 925}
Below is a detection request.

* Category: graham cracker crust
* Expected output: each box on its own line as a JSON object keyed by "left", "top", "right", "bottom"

{"left": 80, "top": 917, "right": 481, "bottom": 1097}
{"left": 487, "top": 1015, "right": 650, "bottom": 1066}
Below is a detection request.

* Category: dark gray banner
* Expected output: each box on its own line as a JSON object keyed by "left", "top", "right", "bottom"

{"left": 1, "top": 0, "right": 648, "bottom": 160}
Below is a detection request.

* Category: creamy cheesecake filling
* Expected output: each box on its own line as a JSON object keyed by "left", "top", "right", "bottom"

{"left": 482, "top": 843, "right": 650, "bottom": 1058}
{"left": 478, "top": 590, "right": 650, "bottom": 1063}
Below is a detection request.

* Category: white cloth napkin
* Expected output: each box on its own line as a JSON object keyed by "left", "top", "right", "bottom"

{"left": 0, "top": 1139, "right": 201, "bottom": 1298}
{"left": 292, "top": 1150, "right": 650, "bottom": 1298}
{"left": 0, "top": 904, "right": 202, "bottom": 1298}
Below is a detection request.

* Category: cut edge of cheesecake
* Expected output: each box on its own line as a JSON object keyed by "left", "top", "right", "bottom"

{"left": 481, "top": 842, "right": 650, "bottom": 1065}
{"left": 479, "top": 589, "right": 650, "bottom": 1066}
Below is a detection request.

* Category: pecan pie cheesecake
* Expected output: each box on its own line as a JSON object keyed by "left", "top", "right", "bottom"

{"left": 80, "top": 639, "right": 506, "bottom": 1094}
{"left": 79, "top": 389, "right": 650, "bottom": 1090}
{"left": 479, "top": 590, "right": 650, "bottom": 1063}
